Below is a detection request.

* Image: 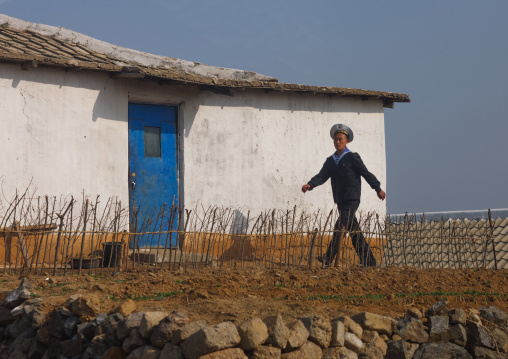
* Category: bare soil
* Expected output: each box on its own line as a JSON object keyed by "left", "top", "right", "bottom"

{"left": 1, "top": 267, "right": 507, "bottom": 324}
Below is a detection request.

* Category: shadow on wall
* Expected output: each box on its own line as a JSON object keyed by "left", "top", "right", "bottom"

{"left": 181, "top": 87, "right": 383, "bottom": 139}
{"left": 8, "top": 64, "right": 119, "bottom": 123}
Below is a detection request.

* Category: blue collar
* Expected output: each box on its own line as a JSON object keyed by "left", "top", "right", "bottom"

{"left": 332, "top": 147, "right": 351, "bottom": 165}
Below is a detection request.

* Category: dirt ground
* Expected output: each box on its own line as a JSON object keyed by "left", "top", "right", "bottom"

{"left": 0, "top": 267, "right": 506, "bottom": 324}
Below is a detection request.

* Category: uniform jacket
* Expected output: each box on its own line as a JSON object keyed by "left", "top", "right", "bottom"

{"left": 307, "top": 152, "right": 381, "bottom": 209}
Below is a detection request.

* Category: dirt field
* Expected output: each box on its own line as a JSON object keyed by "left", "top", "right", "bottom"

{"left": 0, "top": 266, "right": 506, "bottom": 324}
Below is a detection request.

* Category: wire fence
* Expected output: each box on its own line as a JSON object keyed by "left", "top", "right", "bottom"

{"left": 0, "top": 189, "right": 502, "bottom": 275}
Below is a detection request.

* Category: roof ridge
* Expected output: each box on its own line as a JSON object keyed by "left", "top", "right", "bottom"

{"left": 0, "top": 13, "right": 277, "bottom": 82}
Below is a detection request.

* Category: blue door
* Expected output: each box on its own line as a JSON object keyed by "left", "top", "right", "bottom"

{"left": 128, "top": 104, "right": 178, "bottom": 247}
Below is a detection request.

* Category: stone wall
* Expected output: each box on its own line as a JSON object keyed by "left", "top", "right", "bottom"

{"left": 0, "top": 279, "right": 506, "bottom": 358}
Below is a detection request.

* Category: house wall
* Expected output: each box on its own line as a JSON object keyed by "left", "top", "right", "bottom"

{"left": 0, "top": 64, "right": 128, "bottom": 203}
{"left": 0, "top": 64, "right": 386, "bottom": 219}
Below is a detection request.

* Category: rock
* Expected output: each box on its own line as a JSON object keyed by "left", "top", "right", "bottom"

{"left": 0, "top": 308, "right": 14, "bottom": 326}
{"left": 9, "top": 329, "right": 34, "bottom": 354}
{"left": 263, "top": 315, "right": 289, "bottom": 349}
{"left": 334, "top": 317, "right": 363, "bottom": 338}
{"left": 413, "top": 343, "right": 472, "bottom": 359}
{"left": 428, "top": 315, "right": 449, "bottom": 342}
{"left": 60, "top": 339, "right": 81, "bottom": 358}
{"left": 60, "top": 307, "right": 74, "bottom": 317}
{"left": 396, "top": 317, "right": 429, "bottom": 343}
{"left": 448, "top": 308, "right": 467, "bottom": 326}
{"left": 2, "top": 278, "right": 33, "bottom": 309}
{"left": 112, "top": 299, "right": 137, "bottom": 317}
{"left": 123, "top": 328, "right": 146, "bottom": 353}
{"left": 362, "top": 330, "right": 387, "bottom": 355}
{"left": 150, "top": 318, "right": 178, "bottom": 348}
{"left": 63, "top": 316, "right": 79, "bottom": 338}
{"left": 358, "top": 343, "right": 383, "bottom": 359}
{"left": 470, "top": 313, "right": 482, "bottom": 324}
{"left": 27, "top": 339, "right": 45, "bottom": 359}
{"left": 70, "top": 294, "right": 101, "bottom": 317}
{"left": 83, "top": 334, "right": 108, "bottom": 359}
{"left": 425, "top": 298, "right": 449, "bottom": 317}
{"left": 351, "top": 312, "right": 392, "bottom": 336}
{"left": 301, "top": 315, "right": 332, "bottom": 348}
{"left": 285, "top": 320, "right": 309, "bottom": 351}
{"left": 95, "top": 312, "right": 109, "bottom": 326}
{"left": 46, "top": 336, "right": 62, "bottom": 358}
{"left": 406, "top": 308, "right": 423, "bottom": 319}
{"left": 101, "top": 346, "right": 126, "bottom": 359}
{"left": 322, "top": 346, "right": 358, "bottom": 359}
{"left": 140, "top": 345, "right": 160, "bottom": 359}
{"left": 492, "top": 327, "right": 508, "bottom": 353}
{"left": 160, "top": 343, "right": 184, "bottom": 359}
{"left": 8, "top": 315, "right": 32, "bottom": 338}
{"left": 150, "top": 311, "right": 188, "bottom": 348}
{"left": 102, "top": 346, "right": 126, "bottom": 359}
{"left": 180, "top": 321, "right": 241, "bottom": 359}
{"left": 11, "top": 303, "right": 25, "bottom": 317}
{"left": 472, "top": 346, "right": 507, "bottom": 359}
{"left": 385, "top": 340, "right": 409, "bottom": 359}
{"left": 200, "top": 348, "right": 247, "bottom": 359}
{"left": 281, "top": 342, "right": 322, "bottom": 359}
{"left": 31, "top": 309, "right": 46, "bottom": 328}
{"left": 36, "top": 327, "right": 50, "bottom": 344}
{"left": 167, "top": 311, "right": 188, "bottom": 326}
{"left": 139, "top": 312, "right": 167, "bottom": 339}
{"left": 249, "top": 346, "right": 281, "bottom": 359}
{"left": 237, "top": 318, "right": 269, "bottom": 351}
{"left": 466, "top": 322, "right": 494, "bottom": 350}
{"left": 78, "top": 322, "right": 97, "bottom": 339}
{"left": 330, "top": 320, "right": 345, "bottom": 347}
{"left": 171, "top": 319, "right": 207, "bottom": 345}
{"left": 24, "top": 298, "right": 43, "bottom": 307}
{"left": 479, "top": 306, "right": 508, "bottom": 325}
{"left": 126, "top": 345, "right": 146, "bottom": 359}
{"left": 447, "top": 324, "right": 467, "bottom": 347}
{"left": 118, "top": 312, "right": 144, "bottom": 341}
{"left": 105, "top": 313, "right": 125, "bottom": 346}
{"left": 407, "top": 342, "right": 419, "bottom": 358}
{"left": 344, "top": 332, "right": 363, "bottom": 353}
{"left": 7, "top": 349, "right": 26, "bottom": 359}
{"left": 429, "top": 316, "right": 448, "bottom": 334}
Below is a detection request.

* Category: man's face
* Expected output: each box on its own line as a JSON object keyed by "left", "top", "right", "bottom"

{"left": 333, "top": 132, "right": 349, "bottom": 152}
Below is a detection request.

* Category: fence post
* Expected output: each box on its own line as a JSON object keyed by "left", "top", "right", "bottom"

{"left": 488, "top": 209, "right": 498, "bottom": 270}
{"left": 334, "top": 226, "right": 345, "bottom": 268}
{"left": 308, "top": 229, "right": 318, "bottom": 269}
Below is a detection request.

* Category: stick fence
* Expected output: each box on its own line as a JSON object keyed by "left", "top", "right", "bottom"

{"left": 0, "top": 191, "right": 502, "bottom": 275}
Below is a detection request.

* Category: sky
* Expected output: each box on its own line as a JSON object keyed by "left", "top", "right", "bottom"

{"left": 1, "top": 0, "right": 507, "bottom": 214}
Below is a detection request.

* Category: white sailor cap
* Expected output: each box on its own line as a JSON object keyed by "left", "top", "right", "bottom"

{"left": 330, "top": 124, "right": 354, "bottom": 142}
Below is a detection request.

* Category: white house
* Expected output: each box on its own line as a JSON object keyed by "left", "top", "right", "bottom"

{"left": 0, "top": 14, "right": 410, "bottom": 227}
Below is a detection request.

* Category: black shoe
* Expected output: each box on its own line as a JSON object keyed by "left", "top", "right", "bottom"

{"left": 317, "top": 256, "right": 331, "bottom": 267}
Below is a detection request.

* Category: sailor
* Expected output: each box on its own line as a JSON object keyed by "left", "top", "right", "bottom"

{"left": 301, "top": 124, "right": 386, "bottom": 267}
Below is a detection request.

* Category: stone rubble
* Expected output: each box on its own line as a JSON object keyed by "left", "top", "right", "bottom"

{"left": 0, "top": 279, "right": 506, "bottom": 358}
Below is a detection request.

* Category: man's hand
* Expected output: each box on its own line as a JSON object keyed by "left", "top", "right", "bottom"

{"left": 377, "top": 190, "right": 386, "bottom": 201}
{"left": 301, "top": 184, "right": 310, "bottom": 193}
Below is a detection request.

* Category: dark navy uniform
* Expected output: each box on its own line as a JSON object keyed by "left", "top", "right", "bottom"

{"left": 308, "top": 152, "right": 382, "bottom": 210}
{"left": 307, "top": 150, "right": 379, "bottom": 267}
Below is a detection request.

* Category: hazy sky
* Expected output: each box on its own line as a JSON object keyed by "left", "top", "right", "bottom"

{"left": 2, "top": 1, "right": 507, "bottom": 213}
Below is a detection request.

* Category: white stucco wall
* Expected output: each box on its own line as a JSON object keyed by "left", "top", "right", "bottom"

{"left": 0, "top": 64, "right": 128, "bottom": 203}
{"left": 0, "top": 64, "right": 386, "bottom": 217}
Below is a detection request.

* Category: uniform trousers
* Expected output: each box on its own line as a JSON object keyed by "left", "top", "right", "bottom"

{"left": 324, "top": 208, "right": 377, "bottom": 267}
